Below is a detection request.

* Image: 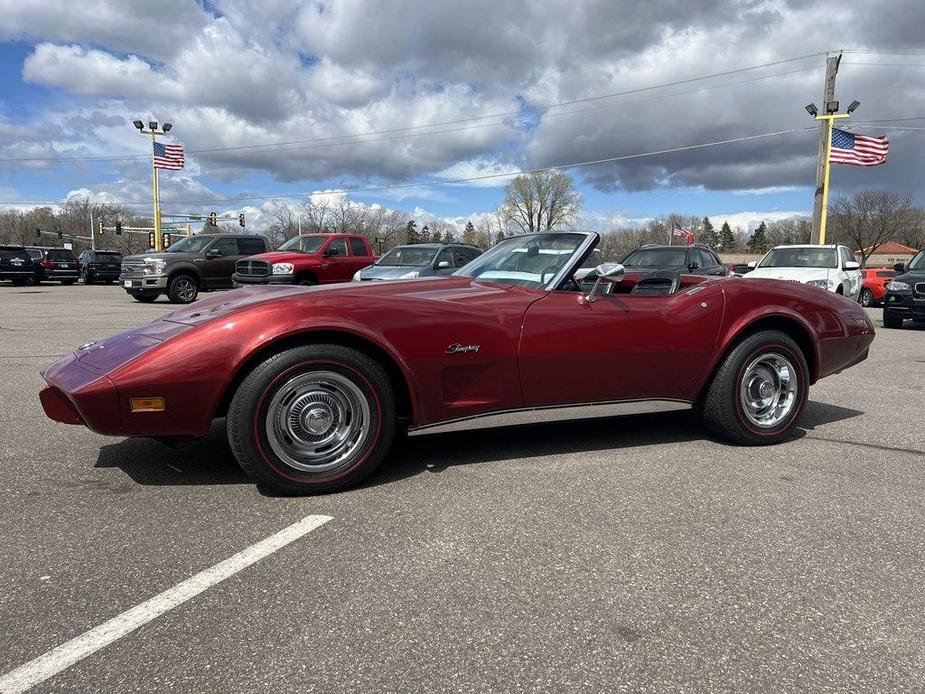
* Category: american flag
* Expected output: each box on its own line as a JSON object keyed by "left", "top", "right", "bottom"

{"left": 153, "top": 141, "right": 185, "bottom": 170}
{"left": 673, "top": 223, "right": 694, "bottom": 245}
{"left": 830, "top": 128, "right": 888, "bottom": 167}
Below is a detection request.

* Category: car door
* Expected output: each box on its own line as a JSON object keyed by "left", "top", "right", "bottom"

{"left": 347, "top": 236, "right": 374, "bottom": 275}
{"left": 518, "top": 281, "right": 725, "bottom": 406}
{"left": 839, "top": 245, "right": 861, "bottom": 298}
{"left": 200, "top": 237, "right": 240, "bottom": 288}
{"left": 433, "top": 248, "right": 455, "bottom": 275}
{"left": 321, "top": 236, "right": 351, "bottom": 283}
{"left": 698, "top": 248, "right": 727, "bottom": 276}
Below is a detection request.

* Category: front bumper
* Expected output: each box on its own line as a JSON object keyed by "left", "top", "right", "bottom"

{"left": 86, "top": 268, "right": 121, "bottom": 280}
{"left": 232, "top": 272, "right": 293, "bottom": 286}
{"left": 45, "top": 270, "right": 80, "bottom": 281}
{"left": 120, "top": 274, "right": 168, "bottom": 291}
{"left": 884, "top": 292, "right": 925, "bottom": 319}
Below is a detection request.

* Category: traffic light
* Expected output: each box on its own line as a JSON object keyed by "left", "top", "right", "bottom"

{"left": 115, "top": 221, "right": 122, "bottom": 235}
{"left": 98, "top": 221, "right": 104, "bottom": 237}
{"left": 57, "top": 231, "right": 63, "bottom": 240}
{"left": 162, "top": 233, "right": 170, "bottom": 249}
{"left": 209, "top": 212, "right": 217, "bottom": 227}
{"left": 35, "top": 227, "right": 40, "bottom": 240}
{"left": 238, "top": 213, "right": 245, "bottom": 228}
{"left": 148, "top": 232, "right": 155, "bottom": 248}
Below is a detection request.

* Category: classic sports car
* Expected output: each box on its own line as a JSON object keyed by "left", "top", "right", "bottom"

{"left": 40, "top": 232, "right": 875, "bottom": 494}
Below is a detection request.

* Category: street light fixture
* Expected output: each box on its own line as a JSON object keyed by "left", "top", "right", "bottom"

{"left": 162, "top": 122, "right": 172, "bottom": 132}
{"left": 131, "top": 118, "right": 175, "bottom": 253}
{"left": 148, "top": 120, "right": 158, "bottom": 131}
{"left": 846, "top": 100, "right": 861, "bottom": 114}
{"left": 133, "top": 120, "right": 144, "bottom": 130}
{"left": 805, "top": 103, "right": 818, "bottom": 117}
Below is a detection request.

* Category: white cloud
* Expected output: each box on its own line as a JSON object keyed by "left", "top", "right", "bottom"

{"left": 708, "top": 210, "right": 808, "bottom": 232}
{"left": 435, "top": 158, "right": 522, "bottom": 187}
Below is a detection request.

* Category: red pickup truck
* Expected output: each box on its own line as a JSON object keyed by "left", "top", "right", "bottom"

{"left": 233, "top": 233, "right": 376, "bottom": 286}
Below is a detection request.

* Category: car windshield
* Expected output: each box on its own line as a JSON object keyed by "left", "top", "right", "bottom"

{"left": 908, "top": 251, "right": 925, "bottom": 271}
{"left": 454, "top": 232, "right": 587, "bottom": 288}
{"left": 622, "top": 248, "right": 688, "bottom": 267}
{"left": 758, "top": 247, "right": 837, "bottom": 269}
{"left": 47, "top": 249, "right": 76, "bottom": 261}
{"left": 95, "top": 252, "right": 122, "bottom": 260}
{"left": 376, "top": 246, "right": 438, "bottom": 267}
{"left": 277, "top": 236, "right": 327, "bottom": 254}
{"left": 165, "top": 236, "right": 213, "bottom": 253}
{"left": 0, "top": 247, "right": 30, "bottom": 261}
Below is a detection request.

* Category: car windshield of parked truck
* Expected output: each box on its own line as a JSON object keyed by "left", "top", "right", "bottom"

{"left": 622, "top": 248, "right": 688, "bottom": 267}
{"left": 758, "top": 247, "right": 837, "bottom": 269}
{"left": 277, "top": 236, "right": 327, "bottom": 254}
{"left": 454, "top": 233, "right": 586, "bottom": 288}
{"left": 376, "top": 247, "right": 438, "bottom": 267}
{"left": 165, "top": 236, "right": 213, "bottom": 253}
{"left": 907, "top": 251, "right": 924, "bottom": 271}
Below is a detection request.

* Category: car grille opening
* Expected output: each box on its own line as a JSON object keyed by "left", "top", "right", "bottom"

{"left": 236, "top": 259, "right": 271, "bottom": 277}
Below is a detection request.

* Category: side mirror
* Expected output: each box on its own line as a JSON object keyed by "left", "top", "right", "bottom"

{"left": 206, "top": 248, "right": 221, "bottom": 258}
{"left": 747, "top": 261, "right": 757, "bottom": 269}
{"left": 894, "top": 262, "right": 905, "bottom": 273}
{"left": 323, "top": 247, "right": 340, "bottom": 257}
{"left": 585, "top": 263, "right": 625, "bottom": 303}
{"left": 437, "top": 260, "right": 451, "bottom": 269}
{"left": 844, "top": 260, "right": 860, "bottom": 271}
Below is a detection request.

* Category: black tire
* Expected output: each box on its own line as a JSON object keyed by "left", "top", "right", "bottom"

{"left": 167, "top": 273, "right": 198, "bottom": 303}
{"left": 104, "top": 279, "right": 115, "bottom": 285}
{"left": 81, "top": 271, "right": 93, "bottom": 284}
{"left": 883, "top": 312, "right": 903, "bottom": 329}
{"left": 860, "top": 288, "right": 873, "bottom": 307}
{"left": 227, "top": 344, "right": 396, "bottom": 494}
{"left": 701, "top": 330, "right": 809, "bottom": 446}
{"left": 60, "top": 279, "right": 76, "bottom": 286}
{"left": 11, "top": 278, "right": 25, "bottom": 286}
{"left": 131, "top": 292, "right": 158, "bottom": 303}
{"left": 296, "top": 275, "right": 317, "bottom": 286}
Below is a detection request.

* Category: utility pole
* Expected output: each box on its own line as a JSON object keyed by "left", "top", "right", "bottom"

{"left": 132, "top": 119, "right": 174, "bottom": 252}
{"left": 811, "top": 53, "right": 841, "bottom": 244}
{"left": 89, "top": 207, "right": 96, "bottom": 251}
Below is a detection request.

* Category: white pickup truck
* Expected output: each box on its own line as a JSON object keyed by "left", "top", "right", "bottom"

{"left": 743, "top": 244, "right": 862, "bottom": 301}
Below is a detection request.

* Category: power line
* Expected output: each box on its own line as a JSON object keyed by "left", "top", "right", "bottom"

{"left": 0, "top": 53, "right": 827, "bottom": 163}
{"left": 0, "top": 127, "right": 815, "bottom": 208}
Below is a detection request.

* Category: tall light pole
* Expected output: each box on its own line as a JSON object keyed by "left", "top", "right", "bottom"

{"left": 805, "top": 99, "right": 860, "bottom": 244}
{"left": 133, "top": 119, "right": 173, "bottom": 252}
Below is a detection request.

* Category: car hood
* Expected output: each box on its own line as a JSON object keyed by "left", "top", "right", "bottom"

{"left": 744, "top": 267, "right": 830, "bottom": 282}
{"left": 894, "top": 270, "right": 925, "bottom": 285}
{"left": 122, "top": 252, "right": 191, "bottom": 263}
{"left": 358, "top": 265, "right": 428, "bottom": 279}
{"left": 245, "top": 251, "right": 321, "bottom": 264}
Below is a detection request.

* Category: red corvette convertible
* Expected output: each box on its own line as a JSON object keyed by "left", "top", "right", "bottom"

{"left": 40, "top": 232, "right": 874, "bottom": 494}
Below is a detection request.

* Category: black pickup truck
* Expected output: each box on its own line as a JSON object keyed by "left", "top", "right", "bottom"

{"left": 120, "top": 233, "right": 268, "bottom": 303}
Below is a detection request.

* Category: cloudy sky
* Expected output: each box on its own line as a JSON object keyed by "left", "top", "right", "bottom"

{"left": 0, "top": 0, "right": 923, "bottom": 230}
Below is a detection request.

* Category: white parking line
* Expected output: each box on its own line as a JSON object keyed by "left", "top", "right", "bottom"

{"left": 0, "top": 514, "right": 332, "bottom": 694}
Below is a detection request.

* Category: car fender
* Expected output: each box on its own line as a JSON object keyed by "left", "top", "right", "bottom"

{"left": 167, "top": 262, "right": 202, "bottom": 283}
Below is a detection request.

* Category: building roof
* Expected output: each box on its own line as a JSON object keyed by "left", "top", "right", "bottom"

{"left": 857, "top": 240, "right": 919, "bottom": 255}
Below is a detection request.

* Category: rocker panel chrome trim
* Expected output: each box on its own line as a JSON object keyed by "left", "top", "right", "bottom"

{"left": 408, "top": 398, "right": 692, "bottom": 437}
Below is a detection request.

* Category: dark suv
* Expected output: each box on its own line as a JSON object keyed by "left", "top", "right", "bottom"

{"left": 120, "top": 233, "right": 268, "bottom": 303}
{"left": 621, "top": 244, "right": 728, "bottom": 276}
{"left": 883, "top": 249, "right": 925, "bottom": 329}
{"left": 26, "top": 247, "right": 80, "bottom": 284}
{"left": 78, "top": 250, "right": 123, "bottom": 284}
{"left": 0, "top": 245, "right": 36, "bottom": 285}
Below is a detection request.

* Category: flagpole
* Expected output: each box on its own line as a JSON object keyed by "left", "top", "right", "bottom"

{"left": 151, "top": 130, "right": 163, "bottom": 252}
{"left": 815, "top": 111, "right": 850, "bottom": 245}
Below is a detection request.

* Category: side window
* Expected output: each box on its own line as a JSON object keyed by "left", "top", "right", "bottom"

{"left": 210, "top": 238, "right": 239, "bottom": 256}
{"left": 237, "top": 237, "right": 266, "bottom": 255}
{"left": 453, "top": 248, "right": 474, "bottom": 267}
{"left": 436, "top": 248, "right": 454, "bottom": 268}
{"left": 348, "top": 237, "right": 368, "bottom": 256}
{"left": 327, "top": 237, "right": 348, "bottom": 257}
{"left": 840, "top": 246, "right": 854, "bottom": 267}
{"left": 700, "top": 249, "right": 720, "bottom": 268}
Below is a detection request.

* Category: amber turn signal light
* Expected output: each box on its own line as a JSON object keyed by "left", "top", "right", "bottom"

{"left": 130, "top": 397, "right": 165, "bottom": 413}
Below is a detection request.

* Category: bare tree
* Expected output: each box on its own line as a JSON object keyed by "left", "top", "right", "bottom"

{"left": 501, "top": 170, "right": 581, "bottom": 233}
{"left": 830, "top": 191, "right": 916, "bottom": 267}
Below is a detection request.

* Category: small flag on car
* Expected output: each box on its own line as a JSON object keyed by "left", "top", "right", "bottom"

{"left": 673, "top": 223, "right": 695, "bottom": 245}
{"left": 830, "top": 128, "right": 888, "bottom": 167}
{"left": 153, "top": 142, "right": 185, "bottom": 170}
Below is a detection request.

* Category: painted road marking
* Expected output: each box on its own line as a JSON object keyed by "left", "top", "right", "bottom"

{"left": 0, "top": 514, "right": 333, "bottom": 694}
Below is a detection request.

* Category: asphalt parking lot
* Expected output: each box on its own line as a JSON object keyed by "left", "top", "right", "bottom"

{"left": 1, "top": 283, "right": 923, "bottom": 692}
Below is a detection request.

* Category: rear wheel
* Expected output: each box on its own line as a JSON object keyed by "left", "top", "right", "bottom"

{"left": 883, "top": 312, "right": 903, "bottom": 329}
{"left": 228, "top": 344, "right": 396, "bottom": 494}
{"left": 167, "top": 273, "right": 198, "bottom": 303}
{"left": 60, "top": 279, "right": 76, "bottom": 286}
{"left": 860, "top": 288, "right": 873, "bottom": 307}
{"left": 701, "top": 330, "right": 808, "bottom": 446}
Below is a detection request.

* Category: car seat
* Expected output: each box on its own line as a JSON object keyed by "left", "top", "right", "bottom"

{"left": 630, "top": 269, "right": 682, "bottom": 296}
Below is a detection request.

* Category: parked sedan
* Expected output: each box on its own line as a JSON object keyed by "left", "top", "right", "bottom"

{"left": 78, "top": 250, "right": 123, "bottom": 284}
{"left": 40, "top": 231, "right": 874, "bottom": 495}
{"left": 859, "top": 267, "right": 894, "bottom": 307}
{"left": 353, "top": 243, "right": 482, "bottom": 281}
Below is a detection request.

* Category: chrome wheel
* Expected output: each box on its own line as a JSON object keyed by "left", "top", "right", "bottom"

{"left": 739, "top": 352, "right": 799, "bottom": 429}
{"left": 860, "top": 289, "right": 873, "bottom": 307}
{"left": 264, "top": 370, "right": 371, "bottom": 472}
{"left": 173, "top": 276, "right": 196, "bottom": 302}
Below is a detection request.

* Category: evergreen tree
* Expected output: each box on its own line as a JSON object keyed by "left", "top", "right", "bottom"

{"left": 432, "top": 228, "right": 444, "bottom": 243}
{"left": 462, "top": 220, "right": 477, "bottom": 246}
{"left": 699, "top": 216, "right": 718, "bottom": 249}
{"left": 406, "top": 220, "right": 419, "bottom": 244}
{"left": 420, "top": 224, "right": 431, "bottom": 243}
{"left": 747, "top": 221, "right": 769, "bottom": 254}
{"left": 719, "top": 221, "right": 735, "bottom": 251}
{"left": 493, "top": 230, "right": 505, "bottom": 245}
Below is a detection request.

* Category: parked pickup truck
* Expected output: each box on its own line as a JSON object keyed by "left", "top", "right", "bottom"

{"left": 233, "top": 233, "right": 377, "bottom": 286}
{"left": 120, "top": 233, "right": 268, "bottom": 304}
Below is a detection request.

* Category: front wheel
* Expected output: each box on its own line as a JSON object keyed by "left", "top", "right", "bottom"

{"left": 701, "top": 330, "right": 808, "bottom": 446}
{"left": 228, "top": 344, "right": 396, "bottom": 494}
{"left": 860, "top": 288, "right": 873, "bottom": 307}
{"left": 167, "top": 273, "right": 198, "bottom": 303}
{"left": 130, "top": 292, "right": 158, "bottom": 303}
{"left": 883, "top": 312, "right": 903, "bottom": 329}
{"left": 60, "top": 279, "right": 76, "bottom": 286}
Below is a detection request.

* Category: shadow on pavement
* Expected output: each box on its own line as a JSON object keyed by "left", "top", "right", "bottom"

{"left": 92, "top": 400, "right": 866, "bottom": 491}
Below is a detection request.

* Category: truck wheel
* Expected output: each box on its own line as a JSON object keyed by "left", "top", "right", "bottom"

{"left": 131, "top": 293, "right": 158, "bottom": 303}
{"left": 883, "top": 312, "right": 903, "bottom": 329}
{"left": 167, "top": 273, "right": 198, "bottom": 303}
{"left": 296, "top": 276, "right": 316, "bottom": 286}
{"left": 701, "top": 330, "right": 808, "bottom": 446}
{"left": 61, "top": 279, "right": 76, "bottom": 286}
{"left": 859, "top": 288, "right": 873, "bottom": 306}
{"left": 227, "top": 344, "right": 396, "bottom": 495}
